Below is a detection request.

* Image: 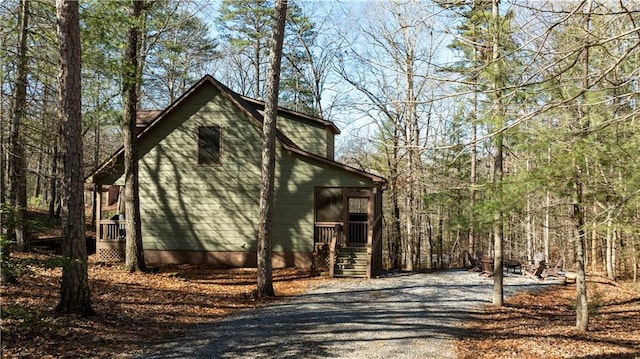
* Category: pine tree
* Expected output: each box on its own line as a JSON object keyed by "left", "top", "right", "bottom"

{"left": 8, "top": 0, "right": 29, "bottom": 251}
{"left": 257, "top": 0, "right": 287, "bottom": 299}
{"left": 54, "top": 0, "right": 93, "bottom": 315}
{"left": 123, "top": 0, "right": 146, "bottom": 273}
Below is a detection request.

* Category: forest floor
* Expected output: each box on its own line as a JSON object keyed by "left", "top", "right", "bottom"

{"left": 1, "top": 253, "right": 324, "bottom": 358}
{"left": 1, "top": 211, "right": 639, "bottom": 358}
{"left": 455, "top": 276, "right": 640, "bottom": 359}
{"left": 2, "top": 253, "right": 639, "bottom": 358}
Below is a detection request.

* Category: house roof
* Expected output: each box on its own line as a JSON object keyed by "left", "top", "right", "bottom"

{"left": 87, "top": 75, "right": 385, "bottom": 185}
{"left": 239, "top": 96, "right": 340, "bottom": 135}
{"left": 136, "top": 110, "right": 162, "bottom": 128}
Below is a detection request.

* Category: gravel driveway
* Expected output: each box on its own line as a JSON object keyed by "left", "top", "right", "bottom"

{"left": 136, "top": 270, "right": 559, "bottom": 359}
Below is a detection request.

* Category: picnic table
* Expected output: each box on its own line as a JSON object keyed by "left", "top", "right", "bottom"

{"left": 503, "top": 259, "right": 522, "bottom": 274}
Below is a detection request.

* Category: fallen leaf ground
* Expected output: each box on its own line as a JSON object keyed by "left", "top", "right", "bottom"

{"left": 2, "top": 253, "right": 639, "bottom": 359}
{"left": 1, "top": 253, "right": 324, "bottom": 358}
{"left": 456, "top": 276, "right": 640, "bottom": 359}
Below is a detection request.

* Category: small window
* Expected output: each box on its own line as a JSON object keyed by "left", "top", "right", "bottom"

{"left": 315, "top": 187, "right": 343, "bottom": 222}
{"left": 198, "top": 126, "right": 221, "bottom": 165}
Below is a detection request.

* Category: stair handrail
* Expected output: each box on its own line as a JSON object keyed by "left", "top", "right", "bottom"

{"left": 329, "top": 223, "right": 342, "bottom": 278}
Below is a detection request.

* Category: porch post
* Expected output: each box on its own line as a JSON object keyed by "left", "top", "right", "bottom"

{"left": 366, "top": 187, "right": 374, "bottom": 279}
{"left": 95, "top": 184, "right": 102, "bottom": 240}
{"left": 342, "top": 187, "right": 348, "bottom": 246}
{"left": 329, "top": 224, "right": 340, "bottom": 278}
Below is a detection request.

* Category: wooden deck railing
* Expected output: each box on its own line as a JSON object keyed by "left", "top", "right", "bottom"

{"left": 348, "top": 221, "right": 368, "bottom": 246}
{"left": 99, "top": 220, "right": 125, "bottom": 241}
{"left": 316, "top": 222, "right": 368, "bottom": 246}
{"left": 328, "top": 224, "right": 342, "bottom": 278}
{"left": 315, "top": 223, "right": 343, "bottom": 245}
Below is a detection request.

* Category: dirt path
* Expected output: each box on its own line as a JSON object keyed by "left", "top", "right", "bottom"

{"left": 135, "top": 270, "right": 560, "bottom": 359}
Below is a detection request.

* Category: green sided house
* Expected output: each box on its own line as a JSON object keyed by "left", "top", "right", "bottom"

{"left": 87, "top": 75, "right": 385, "bottom": 278}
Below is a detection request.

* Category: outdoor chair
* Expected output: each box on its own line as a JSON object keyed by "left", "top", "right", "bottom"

{"left": 523, "top": 259, "right": 546, "bottom": 280}
{"left": 545, "top": 258, "right": 564, "bottom": 277}
{"left": 466, "top": 252, "right": 482, "bottom": 272}
{"left": 480, "top": 256, "right": 494, "bottom": 277}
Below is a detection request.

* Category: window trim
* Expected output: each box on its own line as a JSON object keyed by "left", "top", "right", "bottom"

{"left": 314, "top": 186, "right": 343, "bottom": 223}
{"left": 197, "top": 125, "right": 221, "bottom": 165}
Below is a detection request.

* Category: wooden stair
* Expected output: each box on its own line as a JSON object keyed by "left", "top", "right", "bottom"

{"left": 334, "top": 246, "right": 368, "bottom": 278}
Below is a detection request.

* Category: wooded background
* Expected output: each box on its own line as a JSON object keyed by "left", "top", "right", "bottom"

{"left": 1, "top": 0, "right": 639, "bottom": 284}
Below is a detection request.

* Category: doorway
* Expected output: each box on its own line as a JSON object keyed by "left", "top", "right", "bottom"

{"left": 347, "top": 196, "right": 368, "bottom": 246}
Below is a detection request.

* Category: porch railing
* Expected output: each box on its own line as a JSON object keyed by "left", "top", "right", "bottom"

{"left": 314, "top": 222, "right": 344, "bottom": 246}
{"left": 348, "top": 221, "right": 368, "bottom": 246}
{"left": 315, "top": 222, "right": 368, "bottom": 246}
{"left": 99, "top": 220, "right": 125, "bottom": 241}
{"left": 328, "top": 224, "right": 342, "bottom": 278}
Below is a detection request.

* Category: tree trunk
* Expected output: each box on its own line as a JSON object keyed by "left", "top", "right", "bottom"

{"left": 387, "top": 131, "right": 402, "bottom": 270}
{"left": 254, "top": 41, "right": 261, "bottom": 98}
{"left": 33, "top": 105, "right": 46, "bottom": 200}
{"left": 0, "top": 72, "right": 5, "bottom": 277}
{"left": 0, "top": 71, "right": 3, "bottom": 233}
{"left": 137, "top": 9, "right": 148, "bottom": 104}
{"left": 123, "top": 0, "right": 146, "bottom": 273}
{"left": 468, "top": 87, "right": 477, "bottom": 260}
{"left": 492, "top": 130, "right": 504, "bottom": 306}
{"left": 573, "top": 178, "right": 589, "bottom": 331}
{"left": 256, "top": 0, "right": 287, "bottom": 299}
{"left": 91, "top": 110, "right": 100, "bottom": 228}
{"left": 437, "top": 211, "right": 444, "bottom": 269}
{"left": 543, "top": 137, "right": 552, "bottom": 262}
{"left": 491, "top": 0, "right": 504, "bottom": 307}
{"left": 632, "top": 226, "right": 638, "bottom": 283}
{"left": 526, "top": 188, "right": 533, "bottom": 263}
{"left": 591, "top": 215, "right": 598, "bottom": 272}
{"left": 33, "top": 152, "right": 42, "bottom": 199}
{"left": 425, "top": 215, "right": 433, "bottom": 269}
{"left": 389, "top": 182, "right": 402, "bottom": 269}
{"left": 612, "top": 225, "right": 617, "bottom": 279}
{"left": 573, "top": 0, "right": 593, "bottom": 332}
{"left": 605, "top": 210, "right": 614, "bottom": 279}
{"left": 544, "top": 189, "right": 550, "bottom": 260}
{"left": 404, "top": 37, "right": 421, "bottom": 271}
{"left": 405, "top": 196, "right": 415, "bottom": 271}
{"left": 9, "top": 0, "right": 30, "bottom": 251}
{"left": 49, "top": 140, "right": 60, "bottom": 218}
{"left": 54, "top": 0, "right": 93, "bottom": 315}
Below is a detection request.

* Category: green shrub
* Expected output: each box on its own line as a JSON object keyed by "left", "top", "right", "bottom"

{"left": 1, "top": 305, "right": 46, "bottom": 328}
{"left": 1, "top": 237, "right": 67, "bottom": 284}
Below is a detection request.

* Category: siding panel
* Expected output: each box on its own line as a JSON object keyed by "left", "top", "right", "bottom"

{"left": 111, "top": 80, "right": 376, "bottom": 262}
{"left": 277, "top": 114, "right": 333, "bottom": 159}
{"left": 137, "top": 83, "right": 262, "bottom": 252}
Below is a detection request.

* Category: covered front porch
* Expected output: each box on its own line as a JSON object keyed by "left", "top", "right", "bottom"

{"left": 91, "top": 184, "right": 126, "bottom": 262}
{"left": 93, "top": 184, "right": 384, "bottom": 276}
{"left": 313, "top": 186, "right": 384, "bottom": 278}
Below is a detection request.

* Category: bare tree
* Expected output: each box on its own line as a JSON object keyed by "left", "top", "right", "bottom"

{"left": 54, "top": 0, "right": 93, "bottom": 315}
{"left": 8, "top": 0, "right": 29, "bottom": 251}
{"left": 257, "top": 0, "right": 287, "bottom": 299}
{"left": 571, "top": 0, "right": 593, "bottom": 332}
{"left": 336, "top": 0, "right": 440, "bottom": 270}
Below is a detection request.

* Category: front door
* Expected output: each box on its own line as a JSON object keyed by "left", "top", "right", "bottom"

{"left": 347, "top": 190, "right": 370, "bottom": 247}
